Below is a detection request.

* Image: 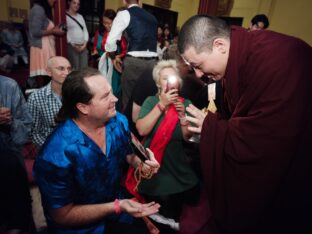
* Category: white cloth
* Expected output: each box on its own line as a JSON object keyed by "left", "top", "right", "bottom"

{"left": 66, "top": 13, "right": 89, "bottom": 45}
{"left": 149, "top": 213, "right": 180, "bottom": 231}
{"left": 105, "top": 4, "right": 158, "bottom": 57}
{"left": 98, "top": 52, "right": 113, "bottom": 85}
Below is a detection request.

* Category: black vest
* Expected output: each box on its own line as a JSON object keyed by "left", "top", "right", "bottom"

{"left": 126, "top": 7, "right": 157, "bottom": 52}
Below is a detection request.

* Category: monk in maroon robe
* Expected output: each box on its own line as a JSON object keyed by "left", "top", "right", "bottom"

{"left": 177, "top": 15, "right": 312, "bottom": 234}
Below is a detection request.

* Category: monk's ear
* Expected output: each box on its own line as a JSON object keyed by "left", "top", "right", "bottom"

{"left": 76, "top": 102, "right": 89, "bottom": 115}
{"left": 213, "top": 38, "right": 227, "bottom": 54}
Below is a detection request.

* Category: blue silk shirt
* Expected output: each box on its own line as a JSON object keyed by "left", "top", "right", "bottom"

{"left": 33, "top": 113, "right": 133, "bottom": 233}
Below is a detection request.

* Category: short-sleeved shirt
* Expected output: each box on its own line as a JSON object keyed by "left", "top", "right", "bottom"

{"left": 138, "top": 96, "right": 198, "bottom": 196}
{"left": 33, "top": 113, "right": 133, "bottom": 233}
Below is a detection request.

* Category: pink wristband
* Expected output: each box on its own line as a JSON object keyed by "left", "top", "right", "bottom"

{"left": 114, "top": 199, "right": 121, "bottom": 215}
{"left": 156, "top": 103, "right": 165, "bottom": 112}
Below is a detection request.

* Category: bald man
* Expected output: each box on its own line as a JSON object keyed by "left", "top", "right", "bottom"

{"left": 28, "top": 56, "right": 72, "bottom": 148}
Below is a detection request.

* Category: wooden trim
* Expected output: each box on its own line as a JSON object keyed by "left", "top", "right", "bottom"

{"left": 53, "top": 0, "right": 67, "bottom": 57}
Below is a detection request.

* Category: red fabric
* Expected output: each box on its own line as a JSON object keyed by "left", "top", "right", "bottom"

{"left": 93, "top": 30, "right": 127, "bottom": 58}
{"left": 125, "top": 98, "right": 183, "bottom": 201}
{"left": 119, "top": 36, "right": 127, "bottom": 59}
{"left": 183, "top": 26, "right": 312, "bottom": 233}
{"left": 92, "top": 30, "right": 99, "bottom": 52}
{"left": 149, "top": 99, "right": 182, "bottom": 164}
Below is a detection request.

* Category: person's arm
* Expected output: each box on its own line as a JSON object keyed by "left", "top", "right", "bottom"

{"left": 16, "top": 31, "right": 24, "bottom": 47}
{"left": 126, "top": 149, "right": 160, "bottom": 174}
{"left": 30, "top": 6, "right": 64, "bottom": 38}
{"left": 132, "top": 102, "right": 141, "bottom": 123}
{"left": 1, "top": 31, "right": 10, "bottom": 46}
{"left": 49, "top": 199, "right": 159, "bottom": 227}
{"left": 105, "top": 10, "right": 129, "bottom": 53}
{"left": 28, "top": 94, "right": 45, "bottom": 147}
{"left": 81, "top": 14, "right": 89, "bottom": 51}
{"left": 136, "top": 90, "right": 178, "bottom": 136}
{"left": 92, "top": 30, "right": 99, "bottom": 54}
{"left": 9, "top": 82, "right": 32, "bottom": 145}
{"left": 174, "top": 99, "right": 193, "bottom": 140}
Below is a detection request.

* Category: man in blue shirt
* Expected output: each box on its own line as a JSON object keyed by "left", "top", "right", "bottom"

{"left": 33, "top": 68, "right": 160, "bottom": 233}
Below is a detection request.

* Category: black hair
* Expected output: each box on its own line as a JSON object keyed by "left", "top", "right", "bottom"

{"left": 251, "top": 14, "right": 269, "bottom": 29}
{"left": 178, "top": 15, "right": 230, "bottom": 54}
{"left": 56, "top": 68, "right": 101, "bottom": 122}
{"left": 99, "top": 9, "right": 116, "bottom": 34}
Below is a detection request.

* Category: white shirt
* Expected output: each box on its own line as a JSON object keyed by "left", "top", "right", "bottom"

{"left": 66, "top": 13, "right": 89, "bottom": 45}
{"left": 105, "top": 4, "right": 158, "bottom": 57}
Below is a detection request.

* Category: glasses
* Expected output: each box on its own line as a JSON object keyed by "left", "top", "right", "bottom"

{"left": 181, "top": 55, "right": 201, "bottom": 72}
{"left": 53, "top": 66, "right": 72, "bottom": 72}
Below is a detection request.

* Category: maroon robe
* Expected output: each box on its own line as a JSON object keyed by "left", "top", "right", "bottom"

{"left": 181, "top": 27, "right": 312, "bottom": 234}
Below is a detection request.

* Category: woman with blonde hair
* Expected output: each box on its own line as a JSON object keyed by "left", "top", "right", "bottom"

{"left": 133, "top": 59, "right": 199, "bottom": 233}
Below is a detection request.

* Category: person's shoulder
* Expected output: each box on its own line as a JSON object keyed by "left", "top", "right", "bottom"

{"left": 114, "top": 112, "right": 129, "bottom": 126}
{"left": 43, "top": 119, "right": 80, "bottom": 147}
{"left": 28, "top": 84, "right": 50, "bottom": 100}
{"left": 107, "top": 112, "right": 130, "bottom": 134}
{"left": 142, "top": 95, "right": 158, "bottom": 106}
{"left": 0, "top": 75, "right": 19, "bottom": 89}
{"left": 31, "top": 3, "right": 44, "bottom": 13}
{"left": 0, "top": 75, "right": 17, "bottom": 85}
{"left": 37, "top": 120, "right": 76, "bottom": 166}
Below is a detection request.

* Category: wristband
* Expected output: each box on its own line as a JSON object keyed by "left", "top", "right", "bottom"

{"left": 114, "top": 199, "right": 121, "bottom": 215}
{"left": 156, "top": 103, "right": 165, "bottom": 112}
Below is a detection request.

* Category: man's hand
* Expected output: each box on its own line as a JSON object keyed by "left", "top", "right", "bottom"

{"left": 185, "top": 104, "right": 207, "bottom": 134}
{"left": 113, "top": 56, "right": 123, "bottom": 73}
{"left": 0, "top": 107, "right": 12, "bottom": 125}
{"left": 120, "top": 199, "right": 160, "bottom": 218}
{"left": 142, "top": 148, "right": 160, "bottom": 175}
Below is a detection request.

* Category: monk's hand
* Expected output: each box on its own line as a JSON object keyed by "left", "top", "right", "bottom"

{"left": 173, "top": 98, "right": 185, "bottom": 118}
{"left": 142, "top": 148, "right": 160, "bottom": 175}
{"left": 121, "top": 199, "right": 160, "bottom": 218}
{"left": 185, "top": 104, "right": 207, "bottom": 134}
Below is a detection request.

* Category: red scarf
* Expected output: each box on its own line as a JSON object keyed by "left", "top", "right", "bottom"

{"left": 125, "top": 97, "right": 183, "bottom": 201}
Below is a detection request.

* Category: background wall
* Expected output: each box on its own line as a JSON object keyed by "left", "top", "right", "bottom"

{"left": 0, "top": 1, "right": 9, "bottom": 22}
{"left": 106, "top": 0, "right": 200, "bottom": 29}
{"left": 1, "top": 0, "right": 311, "bottom": 45}
{"left": 230, "top": 0, "right": 312, "bottom": 45}
{"left": 0, "top": 0, "right": 29, "bottom": 23}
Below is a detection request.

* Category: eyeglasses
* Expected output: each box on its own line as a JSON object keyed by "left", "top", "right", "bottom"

{"left": 181, "top": 55, "right": 201, "bottom": 72}
{"left": 53, "top": 66, "right": 72, "bottom": 72}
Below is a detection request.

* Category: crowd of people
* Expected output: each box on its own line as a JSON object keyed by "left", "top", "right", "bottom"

{"left": 1, "top": 0, "right": 312, "bottom": 233}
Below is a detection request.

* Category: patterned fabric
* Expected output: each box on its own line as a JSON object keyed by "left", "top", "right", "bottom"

{"left": 28, "top": 82, "right": 61, "bottom": 147}
{"left": 33, "top": 113, "right": 133, "bottom": 233}
{"left": 0, "top": 75, "right": 32, "bottom": 152}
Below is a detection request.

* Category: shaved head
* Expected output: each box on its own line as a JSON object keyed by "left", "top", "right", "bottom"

{"left": 178, "top": 15, "right": 230, "bottom": 54}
